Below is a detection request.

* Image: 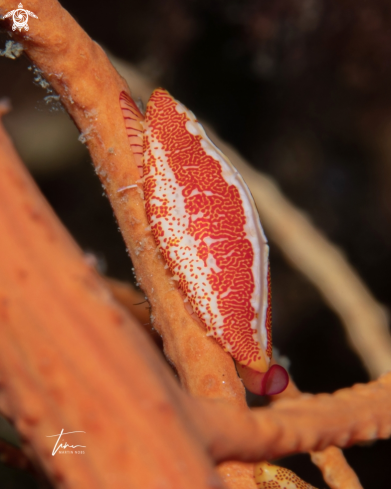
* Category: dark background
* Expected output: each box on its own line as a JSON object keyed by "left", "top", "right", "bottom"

{"left": 1, "top": 0, "right": 391, "bottom": 487}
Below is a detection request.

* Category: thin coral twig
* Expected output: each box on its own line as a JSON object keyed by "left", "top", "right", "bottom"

{"left": 270, "top": 375, "right": 363, "bottom": 489}
{"left": 103, "top": 278, "right": 150, "bottom": 325}
{"left": 197, "top": 372, "right": 391, "bottom": 463}
{"left": 310, "top": 448, "right": 363, "bottom": 489}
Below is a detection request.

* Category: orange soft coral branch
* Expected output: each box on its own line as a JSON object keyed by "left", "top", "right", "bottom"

{"left": 103, "top": 278, "right": 151, "bottom": 327}
{"left": 269, "top": 374, "right": 363, "bottom": 489}
{"left": 0, "top": 111, "right": 226, "bottom": 488}
{"left": 196, "top": 372, "right": 391, "bottom": 463}
{"left": 310, "top": 448, "right": 363, "bottom": 489}
{"left": 103, "top": 277, "right": 162, "bottom": 346}
{"left": 102, "top": 279, "right": 256, "bottom": 489}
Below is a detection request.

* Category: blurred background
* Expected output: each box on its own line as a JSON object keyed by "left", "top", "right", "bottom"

{"left": 1, "top": 0, "right": 391, "bottom": 487}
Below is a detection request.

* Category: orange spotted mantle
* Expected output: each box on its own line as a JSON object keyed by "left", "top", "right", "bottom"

{"left": 255, "top": 462, "right": 317, "bottom": 489}
{"left": 120, "top": 89, "right": 272, "bottom": 374}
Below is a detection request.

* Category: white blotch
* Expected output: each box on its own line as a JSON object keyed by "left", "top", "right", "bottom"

{"left": 219, "top": 288, "right": 232, "bottom": 300}
{"left": 188, "top": 188, "right": 201, "bottom": 197}
{"left": 185, "top": 119, "right": 200, "bottom": 136}
{"left": 191, "top": 211, "right": 204, "bottom": 220}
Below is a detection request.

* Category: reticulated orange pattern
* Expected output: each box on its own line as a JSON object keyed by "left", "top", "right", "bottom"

{"left": 143, "top": 89, "right": 267, "bottom": 366}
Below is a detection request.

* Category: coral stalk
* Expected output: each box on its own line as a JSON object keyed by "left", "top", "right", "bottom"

{"left": 198, "top": 372, "right": 391, "bottom": 463}
{"left": 310, "top": 448, "right": 363, "bottom": 489}
{"left": 270, "top": 375, "right": 363, "bottom": 489}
